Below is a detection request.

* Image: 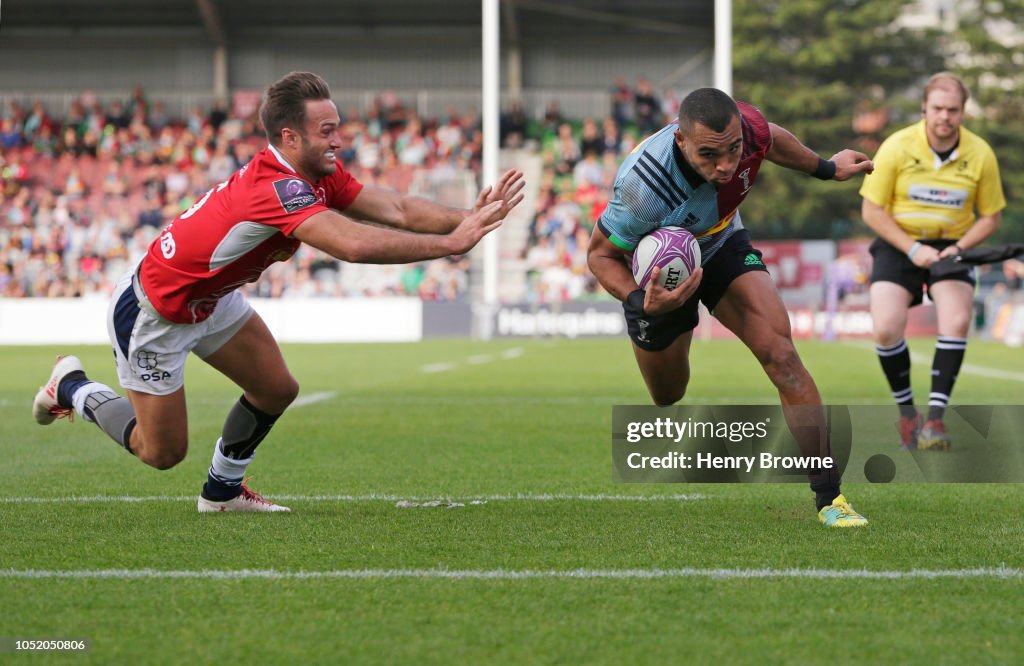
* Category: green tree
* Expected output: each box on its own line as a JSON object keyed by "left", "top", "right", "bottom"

{"left": 952, "top": 0, "right": 1024, "bottom": 244}
{"left": 732, "top": 0, "right": 944, "bottom": 239}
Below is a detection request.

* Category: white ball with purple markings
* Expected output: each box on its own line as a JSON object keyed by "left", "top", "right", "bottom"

{"left": 632, "top": 227, "right": 701, "bottom": 291}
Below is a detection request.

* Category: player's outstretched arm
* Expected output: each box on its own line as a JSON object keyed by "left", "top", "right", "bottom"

{"left": 766, "top": 123, "right": 874, "bottom": 181}
{"left": 292, "top": 201, "right": 503, "bottom": 264}
{"left": 471, "top": 168, "right": 526, "bottom": 222}
{"left": 345, "top": 168, "right": 524, "bottom": 234}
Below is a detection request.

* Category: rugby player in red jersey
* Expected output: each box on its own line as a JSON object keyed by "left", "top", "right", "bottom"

{"left": 33, "top": 72, "right": 524, "bottom": 512}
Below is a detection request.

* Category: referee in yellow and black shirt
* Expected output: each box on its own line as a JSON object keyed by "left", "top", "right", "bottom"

{"left": 860, "top": 72, "right": 1006, "bottom": 451}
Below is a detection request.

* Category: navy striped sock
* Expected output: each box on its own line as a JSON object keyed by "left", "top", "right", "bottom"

{"left": 57, "top": 370, "right": 92, "bottom": 409}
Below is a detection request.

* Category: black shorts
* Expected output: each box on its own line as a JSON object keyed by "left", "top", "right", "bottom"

{"left": 869, "top": 238, "right": 975, "bottom": 307}
{"left": 623, "top": 229, "right": 769, "bottom": 351}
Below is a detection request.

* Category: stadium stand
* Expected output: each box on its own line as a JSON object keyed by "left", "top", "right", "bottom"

{"left": 0, "top": 72, "right": 687, "bottom": 303}
{"left": 0, "top": 91, "right": 486, "bottom": 299}
{"left": 0, "top": 1, "right": 724, "bottom": 304}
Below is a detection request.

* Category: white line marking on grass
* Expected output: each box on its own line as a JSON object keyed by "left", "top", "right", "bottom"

{"left": 2, "top": 566, "right": 1020, "bottom": 581}
{"left": 291, "top": 391, "right": 337, "bottom": 408}
{"left": 845, "top": 341, "right": 1024, "bottom": 383}
{"left": 419, "top": 347, "right": 524, "bottom": 374}
{"left": 0, "top": 493, "right": 705, "bottom": 504}
{"left": 925, "top": 356, "right": 1024, "bottom": 383}
{"left": 328, "top": 395, "right": 639, "bottom": 405}
{"left": 419, "top": 362, "right": 455, "bottom": 373}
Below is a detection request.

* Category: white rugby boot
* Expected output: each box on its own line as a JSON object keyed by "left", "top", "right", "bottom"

{"left": 33, "top": 355, "right": 85, "bottom": 425}
{"left": 197, "top": 481, "right": 291, "bottom": 513}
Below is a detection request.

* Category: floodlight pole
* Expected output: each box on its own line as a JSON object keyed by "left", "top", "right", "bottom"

{"left": 482, "top": 0, "right": 501, "bottom": 309}
{"left": 714, "top": 0, "right": 733, "bottom": 95}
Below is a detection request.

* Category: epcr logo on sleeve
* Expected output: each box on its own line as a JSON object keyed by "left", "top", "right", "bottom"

{"left": 273, "top": 178, "right": 318, "bottom": 213}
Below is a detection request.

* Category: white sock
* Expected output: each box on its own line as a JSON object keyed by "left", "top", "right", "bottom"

{"left": 208, "top": 438, "right": 254, "bottom": 486}
{"left": 71, "top": 381, "right": 117, "bottom": 424}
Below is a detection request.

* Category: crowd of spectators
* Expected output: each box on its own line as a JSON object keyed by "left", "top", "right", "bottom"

{"left": 0, "top": 87, "right": 484, "bottom": 300}
{"left": 520, "top": 76, "right": 681, "bottom": 303}
{"left": 1, "top": 76, "right": 688, "bottom": 303}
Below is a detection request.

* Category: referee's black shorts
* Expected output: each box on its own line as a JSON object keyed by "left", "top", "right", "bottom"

{"left": 623, "top": 229, "right": 769, "bottom": 352}
{"left": 869, "top": 238, "right": 975, "bottom": 306}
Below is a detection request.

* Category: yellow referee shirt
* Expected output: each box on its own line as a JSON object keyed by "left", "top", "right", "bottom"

{"left": 860, "top": 120, "right": 1006, "bottom": 240}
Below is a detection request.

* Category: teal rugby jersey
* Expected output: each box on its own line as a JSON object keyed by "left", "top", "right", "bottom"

{"left": 597, "top": 101, "right": 773, "bottom": 264}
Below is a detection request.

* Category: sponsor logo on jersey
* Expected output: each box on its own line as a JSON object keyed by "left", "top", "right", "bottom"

{"left": 273, "top": 178, "right": 318, "bottom": 213}
{"left": 135, "top": 350, "right": 172, "bottom": 381}
{"left": 136, "top": 350, "right": 158, "bottom": 370}
{"left": 908, "top": 184, "right": 967, "bottom": 209}
{"left": 738, "top": 167, "right": 751, "bottom": 194}
{"left": 744, "top": 253, "right": 763, "bottom": 266}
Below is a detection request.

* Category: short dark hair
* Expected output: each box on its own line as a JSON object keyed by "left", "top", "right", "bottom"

{"left": 259, "top": 71, "right": 332, "bottom": 145}
{"left": 678, "top": 88, "right": 740, "bottom": 134}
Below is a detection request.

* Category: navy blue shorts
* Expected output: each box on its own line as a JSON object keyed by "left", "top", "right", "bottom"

{"left": 623, "top": 229, "right": 769, "bottom": 351}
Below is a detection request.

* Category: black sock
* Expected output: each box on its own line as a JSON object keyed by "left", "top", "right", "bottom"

{"left": 808, "top": 430, "right": 841, "bottom": 510}
{"left": 219, "top": 395, "right": 281, "bottom": 460}
{"left": 928, "top": 337, "right": 966, "bottom": 421}
{"left": 876, "top": 339, "right": 916, "bottom": 418}
{"left": 57, "top": 370, "right": 90, "bottom": 409}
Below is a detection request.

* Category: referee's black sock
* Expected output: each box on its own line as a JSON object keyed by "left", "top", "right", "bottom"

{"left": 928, "top": 336, "right": 966, "bottom": 421}
{"left": 876, "top": 339, "right": 916, "bottom": 419}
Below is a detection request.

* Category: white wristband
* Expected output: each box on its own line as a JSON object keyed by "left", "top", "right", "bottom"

{"left": 907, "top": 241, "right": 922, "bottom": 259}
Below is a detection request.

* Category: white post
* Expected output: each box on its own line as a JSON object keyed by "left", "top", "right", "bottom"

{"left": 214, "top": 46, "right": 229, "bottom": 103}
{"left": 714, "top": 0, "right": 733, "bottom": 95}
{"left": 482, "top": 0, "right": 500, "bottom": 308}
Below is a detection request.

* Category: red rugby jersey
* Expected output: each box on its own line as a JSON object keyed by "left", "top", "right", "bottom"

{"left": 139, "top": 145, "right": 363, "bottom": 323}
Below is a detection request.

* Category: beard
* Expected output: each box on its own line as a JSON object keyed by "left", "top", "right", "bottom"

{"left": 298, "top": 139, "right": 336, "bottom": 180}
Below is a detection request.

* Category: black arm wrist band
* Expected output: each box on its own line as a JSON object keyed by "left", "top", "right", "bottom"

{"left": 813, "top": 157, "right": 836, "bottom": 180}
{"left": 626, "top": 289, "right": 646, "bottom": 314}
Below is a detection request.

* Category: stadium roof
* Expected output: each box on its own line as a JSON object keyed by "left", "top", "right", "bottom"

{"left": 2, "top": 0, "right": 714, "bottom": 40}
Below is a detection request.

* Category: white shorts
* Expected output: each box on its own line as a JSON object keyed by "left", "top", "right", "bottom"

{"left": 107, "top": 268, "right": 254, "bottom": 396}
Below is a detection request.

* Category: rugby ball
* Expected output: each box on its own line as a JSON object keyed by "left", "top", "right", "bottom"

{"left": 632, "top": 227, "right": 701, "bottom": 291}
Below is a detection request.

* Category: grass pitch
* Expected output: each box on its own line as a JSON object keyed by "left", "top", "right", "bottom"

{"left": 1, "top": 338, "right": 1022, "bottom": 664}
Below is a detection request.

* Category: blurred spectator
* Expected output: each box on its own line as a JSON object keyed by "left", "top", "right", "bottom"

{"left": 208, "top": 100, "right": 228, "bottom": 132}
{"left": 599, "top": 117, "right": 621, "bottom": 156}
{"left": 541, "top": 100, "right": 564, "bottom": 134}
{"left": 610, "top": 76, "right": 632, "bottom": 128}
{"left": 552, "top": 123, "right": 581, "bottom": 175}
{"left": 1, "top": 118, "right": 23, "bottom": 149}
{"left": 579, "top": 117, "right": 602, "bottom": 157}
{"left": 633, "top": 76, "right": 661, "bottom": 136}
{"left": 501, "top": 101, "right": 529, "bottom": 148}
{"left": 23, "top": 101, "right": 52, "bottom": 138}
{"left": 145, "top": 101, "right": 168, "bottom": 133}
{"left": 105, "top": 100, "right": 130, "bottom": 131}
